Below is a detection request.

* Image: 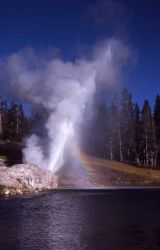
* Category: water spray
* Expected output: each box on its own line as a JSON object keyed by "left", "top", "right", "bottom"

{"left": 0, "top": 39, "right": 130, "bottom": 173}
{"left": 48, "top": 118, "right": 73, "bottom": 173}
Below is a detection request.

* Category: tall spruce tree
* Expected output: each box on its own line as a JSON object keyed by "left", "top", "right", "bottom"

{"left": 154, "top": 95, "right": 160, "bottom": 166}
{"left": 134, "top": 103, "right": 142, "bottom": 165}
{"left": 0, "top": 100, "right": 5, "bottom": 139}
{"left": 94, "top": 100, "right": 108, "bottom": 158}
{"left": 120, "top": 88, "right": 135, "bottom": 163}
{"left": 17, "top": 104, "right": 25, "bottom": 141}
{"left": 141, "top": 100, "right": 155, "bottom": 166}
{"left": 7, "top": 103, "right": 17, "bottom": 140}
{"left": 106, "top": 100, "right": 120, "bottom": 161}
{"left": 5, "top": 102, "right": 25, "bottom": 141}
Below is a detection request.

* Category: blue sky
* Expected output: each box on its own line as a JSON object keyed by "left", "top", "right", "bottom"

{"left": 0, "top": 0, "right": 160, "bottom": 107}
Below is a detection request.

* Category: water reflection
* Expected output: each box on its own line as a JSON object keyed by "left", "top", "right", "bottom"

{"left": 0, "top": 190, "right": 160, "bottom": 249}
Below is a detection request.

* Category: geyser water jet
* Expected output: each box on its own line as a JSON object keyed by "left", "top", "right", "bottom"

{"left": 0, "top": 39, "right": 131, "bottom": 173}
{"left": 48, "top": 119, "right": 74, "bottom": 172}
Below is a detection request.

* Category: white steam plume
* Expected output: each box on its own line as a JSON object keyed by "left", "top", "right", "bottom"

{"left": 0, "top": 39, "right": 130, "bottom": 173}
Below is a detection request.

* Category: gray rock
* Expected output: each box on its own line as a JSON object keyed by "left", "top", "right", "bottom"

{"left": 0, "top": 164, "right": 58, "bottom": 196}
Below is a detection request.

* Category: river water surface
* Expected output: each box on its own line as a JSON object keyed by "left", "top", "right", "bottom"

{"left": 0, "top": 189, "right": 160, "bottom": 250}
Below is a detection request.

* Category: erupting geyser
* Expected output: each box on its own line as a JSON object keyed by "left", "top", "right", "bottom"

{"left": 0, "top": 39, "right": 131, "bottom": 174}
{"left": 48, "top": 119, "right": 74, "bottom": 172}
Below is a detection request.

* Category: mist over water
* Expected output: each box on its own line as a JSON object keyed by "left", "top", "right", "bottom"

{"left": 0, "top": 39, "right": 130, "bottom": 173}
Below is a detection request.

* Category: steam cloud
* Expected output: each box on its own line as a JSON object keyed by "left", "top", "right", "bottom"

{"left": 0, "top": 39, "right": 130, "bottom": 173}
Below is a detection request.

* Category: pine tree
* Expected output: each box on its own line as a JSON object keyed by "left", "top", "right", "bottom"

{"left": 120, "top": 88, "right": 135, "bottom": 163}
{"left": 0, "top": 100, "right": 5, "bottom": 139}
{"left": 6, "top": 103, "right": 23, "bottom": 141}
{"left": 154, "top": 95, "right": 160, "bottom": 166}
{"left": 17, "top": 104, "right": 25, "bottom": 141}
{"left": 106, "top": 100, "right": 120, "bottom": 161}
{"left": 141, "top": 100, "right": 155, "bottom": 166}
{"left": 94, "top": 99, "right": 108, "bottom": 158}
{"left": 6, "top": 103, "right": 16, "bottom": 140}
{"left": 134, "top": 103, "right": 142, "bottom": 165}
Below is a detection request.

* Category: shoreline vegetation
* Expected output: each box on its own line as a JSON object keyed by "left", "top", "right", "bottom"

{"left": 1, "top": 141, "right": 160, "bottom": 194}
{"left": 1, "top": 87, "right": 160, "bottom": 169}
{"left": 82, "top": 88, "right": 160, "bottom": 169}
{"left": 2, "top": 97, "right": 160, "bottom": 198}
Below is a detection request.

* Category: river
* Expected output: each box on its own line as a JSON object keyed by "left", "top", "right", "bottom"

{"left": 0, "top": 189, "right": 160, "bottom": 250}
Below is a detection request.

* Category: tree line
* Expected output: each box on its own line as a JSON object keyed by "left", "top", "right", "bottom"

{"left": 1, "top": 87, "right": 160, "bottom": 168}
{"left": 83, "top": 87, "right": 160, "bottom": 168}
{"left": 0, "top": 100, "right": 26, "bottom": 141}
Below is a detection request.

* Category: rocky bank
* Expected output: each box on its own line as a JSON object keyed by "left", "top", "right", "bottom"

{"left": 0, "top": 164, "right": 58, "bottom": 197}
